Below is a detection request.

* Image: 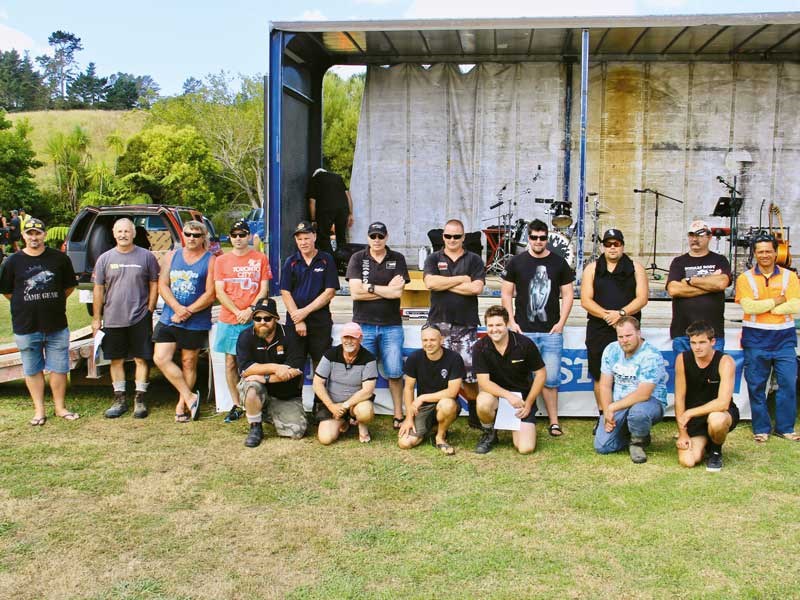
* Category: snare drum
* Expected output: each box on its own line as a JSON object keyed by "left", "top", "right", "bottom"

{"left": 551, "top": 201, "right": 573, "bottom": 228}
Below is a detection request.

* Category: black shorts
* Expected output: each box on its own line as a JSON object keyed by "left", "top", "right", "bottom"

{"left": 152, "top": 322, "right": 209, "bottom": 350}
{"left": 102, "top": 312, "right": 154, "bottom": 360}
{"left": 586, "top": 328, "right": 617, "bottom": 381}
{"left": 313, "top": 395, "right": 374, "bottom": 422}
{"left": 686, "top": 403, "right": 740, "bottom": 438}
{"left": 286, "top": 320, "right": 332, "bottom": 364}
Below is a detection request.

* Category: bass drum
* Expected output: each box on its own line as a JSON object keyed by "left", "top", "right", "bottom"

{"left": 547, "top": 232, "right": 575, "bottom": 267}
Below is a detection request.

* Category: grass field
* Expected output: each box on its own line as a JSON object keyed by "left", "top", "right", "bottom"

{"left": 7, "top": 110, "right": 147, "bottom": 186}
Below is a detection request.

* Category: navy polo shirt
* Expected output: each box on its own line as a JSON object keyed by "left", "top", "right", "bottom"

{"left": 280, "top": 250, "right": 340, "bottom": 323}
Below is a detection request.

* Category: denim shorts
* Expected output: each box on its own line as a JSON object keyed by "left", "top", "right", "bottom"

{"left": 15, "top": 327, "right": 71, "bottom": 376}
{"left": 359, "top": 323, "right": 404, "bottom": 379}
{"left": 212, "top": 322, "right": 251, "bottom": 355}
{"left": 523, "top": 332, "right": 563, "bottom": 388}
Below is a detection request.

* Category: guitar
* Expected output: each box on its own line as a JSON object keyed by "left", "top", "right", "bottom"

{"left": 769, "top": 203, "right": 792, "bottom": 267}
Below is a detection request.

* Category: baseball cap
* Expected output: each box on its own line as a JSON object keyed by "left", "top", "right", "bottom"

{"left": 24, "top": 218, "right": 45, "bottom": 233}
{"left": 367, "top": 222, "right": 388, "bottom": 236}
{"left": 602, "top": 228, "right": 624, "bottom": 243}
{"left": 251, "top": 298, "right": 279, "bottom": 319}
{"left": 230, "top": 220, "right": 250, "bottom": 234}
{"left": 688, "top": 220, "right": 711, "bottom": 234}
{"left": 293, "top": 220, "right": 316, "bottom": 235}
{"left": 341, "top": 322, "right": 363, "bottom": 339}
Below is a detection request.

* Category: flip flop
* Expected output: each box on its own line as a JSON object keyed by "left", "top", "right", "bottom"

{"left": 58, "top": 412, "right": 80, "bottom": 421}
{"left": 392, "top": 417, "right": 403, "bottom": 430}
{"left": 775, "top": 431, "right": 800, "bottom": 442}
{"left": 435, "top": 442, "right": 455, "bottom": 455}
{"left": 29, "top": 416, "right": 46, "bottom": 426}
{"left": 175, "top": 413, "right": 190, "bottom": 423}
{"left": 753, "top": 433, "right": 769, "bottom": 444}
{"left": 548, "top": 423, "right": 564, "bottom": 437}
{"left": 359, "top": 430, "right": 372, "bottom": 443}
{"left": 189, "top": 391, "right": 200, "bottom": 421}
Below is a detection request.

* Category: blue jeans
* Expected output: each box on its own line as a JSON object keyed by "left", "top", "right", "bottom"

{"left": 359, "top": 324, "right": 404, "bottom": 379}
{"left": 15, "top": 327, "right": 71, "bottom": 376}
{"left": 594, "top": 397, "right": 664, "bottom": 454}
{"left": 743, "top": 345, "right": 798, "bottom": 435}
{"left": 524, "top": 332, "right": 563, "bottom": 388}
{"left": 672, "top": 335, "right": 725, "bottom": 356}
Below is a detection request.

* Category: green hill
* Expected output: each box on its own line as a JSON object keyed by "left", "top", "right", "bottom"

{"left": 7, "top": 109, "right": 147, "bottom": 187}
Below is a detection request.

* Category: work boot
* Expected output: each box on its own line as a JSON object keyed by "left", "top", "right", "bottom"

{"left": 104, "top": 391, "right": 128, "bottom": 418}
{"left": 474, "top": 427, "right": 498, "bottom": 454}
{"left": 244, "top": 422, "right": 264, "bottom": 448}
{"left": 629, "top": 436, "right": 648, "bottom": 464}
{"left": 133, "top": 392, "right": 148, "bottom": 419}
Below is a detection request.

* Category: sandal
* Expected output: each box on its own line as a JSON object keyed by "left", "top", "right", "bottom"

{"left": 29, "top": 416, "right": 46, "bottom": 426}
{"left": 392, "top": 417, "right": 403, "bottom": 430}
{"left": 775, "top": 431, "right": 800, "bottom": 442}
{"left": 359, "top": 430, "right": 372, "bottom": 443}
{"left": 58, "top": 412, "right": 80, "bottom": 421}
{"left": 189, "top": 391, "right": 200, "bottom": 421}
{"left": 175, "top": 413, "right": 190, "bottom": 423}
{"left": 435, "top": 442, "right": 455, "bottom": 455}
{"left": 548, "top": 423, "right": 564, "bottom": 437}
{"left": 753, "top": 433, "right": 769, "bottom": 444}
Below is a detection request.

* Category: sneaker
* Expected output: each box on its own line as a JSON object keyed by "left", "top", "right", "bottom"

{"left": 225, "top": 405, "right": 244, "bottom": 423}
{"left": 629, "top": 436, "right": 648, "bottom": 464}
{"left": 474, "top": 428, "right": 498, "bottom": 454}
{"left": 706, "top": 451, "right": 723, "bottom": 472}
{"left": 244, "top": 422, "right": 264, "bottom": 448}
{"left": 133, "top": 392, "right": 148, "bottom": 419}
{"left": 104, "top": 391, "right": 128, "bottom": 418}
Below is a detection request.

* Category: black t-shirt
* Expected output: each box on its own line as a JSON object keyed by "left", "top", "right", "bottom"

{"left": 423, "top": 249, "right": 485, "bottom": 326}
{"left": 502, "top": 251, "right": 575, "bottom": 333}
{"left": 235, "top": 324, "right": 306, "bottom": 399}
{"left": 404, "top": 347, "right": 465, "bottom": 396}
{"left": 0, "top": 248, "right": 77, "bottom": 335}
{"left": 667, "top": 252, "right": 731, "bottom": 339}
{"left": 8, "top": 216, "right": 20, "bottom": 241}
{"left": 473, "top": 331, "right": 545, "bottom": 394}
{"left": 346, "top": 248, "right": 410, "bottom": 325}
{"left": 307, "top": 170, "right": 349, "bottom": 214}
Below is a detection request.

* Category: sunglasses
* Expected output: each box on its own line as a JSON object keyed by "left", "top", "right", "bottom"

{"left": 529, "top": 234, "right": 548, "bottom": 241}
{"left": 603, "top": 240, "right": 623, "bottom": 248}
{"left": 369, "top": 233, "right": 386, "bottom": 240}
{"left": 230, "top": 232, "right": 249, "bottom": 238}
{"left": 688, "top": 231, "right": 710, "bottom": 237}
{"left": 252, "top": 315, "right": 276, "bottom": 323}
{"left": 421, "top": 323, "right": 442, "bottom": 333}
{"left": 443, "top": 233, "right": 463, "bottom": 240}
{"left": 183, "top": 231, "right": 203, "bottom": 238}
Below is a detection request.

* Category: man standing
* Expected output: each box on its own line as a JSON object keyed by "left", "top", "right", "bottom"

{"left": 92, "top": 218, "right": 160, "bottom": 419}
{"left": 666, "top": 220, "right": 731, "bottom": 354}
{"left": 674, "top": 321, "right": 739, "bottom": 471}
{"left": 398, "top": 324, "right": 465, "bottom": 455}
{"left": 501, "top": 219, "right": 574, "bottom": 437}
{"left": 735, "top": 233, "right": 800, "bottom": 443}
{"left": 213, "top": 220, "right": 271, "bottom": 423}
{"left": 580, "top": 228, "right": 648, "bottom": 414}
{"left": 307, "top": 168, "right": 354, "bottom": 256}
{"left": 0, "top": 218, "right": 79, "bottom": 425}
{"left": 153, "top": 220, "right": 216, "bottom": 423}
{"left": 280, "top": 220, "right": 340, "bottom": 369}
{"left": 472, "top": 305, "right": 547, "bottom": 455}
{"left": 8, "top": 210, "right": 21, "bottom": 252}
{"left": 423, "top": 218, "right": 485, "bottom": 428}
{"left": 313, "top": 322, "right": 377, "bottom": 445}
{"left": 236, "top": 298, "right": 306, "bottom": 447}
{"left": 346, "top": 221, "right": 409, "bottom": 428}
{"left": 594, "top": 317, "right": 668, "bottom": 463}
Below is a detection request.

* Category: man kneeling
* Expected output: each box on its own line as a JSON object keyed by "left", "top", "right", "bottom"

{"left": 313, "top": 322, "right": 377, "bottom": 445}
{"left": 674, "top": 320, "right": 739, "bottom": 472}
{"left": 398, "top": 324, "right": 464, "bottom": 455}
{"left": 236, "top": 298, "right": 307, "bottom": 447}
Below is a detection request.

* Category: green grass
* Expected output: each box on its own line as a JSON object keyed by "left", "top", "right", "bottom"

{"left": 0, "top": 293, "right": 92, "bottom": 345}
{"left": 0, "top": 378, "right": 798, "bottom": 599}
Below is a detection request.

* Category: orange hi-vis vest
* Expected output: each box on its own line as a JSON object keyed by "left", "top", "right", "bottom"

{"left": 736, "top": 266, "right": 796, "bottom": 331}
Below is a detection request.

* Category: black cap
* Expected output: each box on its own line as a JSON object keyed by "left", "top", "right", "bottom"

{"left": 602, "top": 228, "right": 624, "bottom": 243}
{"left": 252, "top": 298, "right": 279, "bottom": 318}
{"left": 293, "top": 220, "right": 316, "bottom": 235}
{"left": 230, "top": 220, "right": 250, "bottom": 234}
{"left": 24, "top": 218, "right": 46, "bottom": 232}
{"left": 367, "top": 222, "right": 388, "bottom": 236}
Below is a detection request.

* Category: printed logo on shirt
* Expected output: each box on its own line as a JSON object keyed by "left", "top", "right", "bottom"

{"left": 440, "top": 369, "right": 448, "bottom": 379}
{"left": 361, "top": 258, "right": 370, "bottom": 283}
{"left": 437, "top": 261, "right": 448, "bottom": 271}
{"left": 23, "top": 269, "right": 58, "bottom": 301}
{"left": 314, "top": 267, "right": 325, "bottom": 273}
{"left": 511, "top": 359, "right": 524, "bottom": 364}
{"left": 386, "top": 261, "right": 396, "bottom": 270}
{"left": 276, "top": 346, "right": 285, "bottom": 356}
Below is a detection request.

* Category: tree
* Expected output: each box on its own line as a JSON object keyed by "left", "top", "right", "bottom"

{"left": 68, "top": 62, "right": 108, "bottom": 107}
{"left": 104, "top": 73, "right": 138, "bottom": 109}
{"left": 182, "top": 77, "right": 202, "bottom": 95}
{"left": 135, "top": 75, "right": 160, "bottom": 109}
{"left": 0, "top": 50, "right": 47, "bottom": 111}
{"left": 36, "top": 30, "right": 83, "bottom": 103}
{"left": 0, "top": 110, "right": 42, "bottom": 211}
{"left": 45, "top": 125, "right": 91, "bottom": 212}
{"left": 322, "top": 72, "right": 364, "bottom": 186}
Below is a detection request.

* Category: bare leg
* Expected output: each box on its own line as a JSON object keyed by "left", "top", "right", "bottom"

{"left": 133, "top": 357, "right": 150, "bottom": 383}
{"left": 512, "top": 422, "right": 537, "bottom": 454}
{"left": 25, "top": 372, "right": 46, "bottom": 420}
{"left": 244, "top": 386, "right": 263, "bottom": 420}
{"left": 49, "top": 373, "right": 70, "bottom": 416}
{"left": 225, "top": 354, "right": 241, "bottom": 407}
{"left": 476, "top": 392, "right": 499, "bottom": 426}
{"left": 317, "top": 419, "right": 344, "bottom": 445}
{"left": 181, "top": 349, "right": 199, "bottom": 392}
{"left": 593, "top": 381, "right": 603, "bottom": 411}
{"left": 154, "top": 342, "right": 193, "bottom": 413}
{"left": 109, "top": 359, "right": 126, "bottom": 386}
{"left": 678, "top": 436, "right": 708, "bottom": 467}
{"left": 708, "top": 412, "right": 733, "bottom": 445}
{"left": 388, "top": 377, "right": 404, "bottom": 420}
{"left": 435, "top": 397, "right": 458, "bottom": 445}
{"left": 353, "top": 401, "right": 374, "bottom": 441}
{"left": 542, "top": 386, "right": 560, "bottom": 428}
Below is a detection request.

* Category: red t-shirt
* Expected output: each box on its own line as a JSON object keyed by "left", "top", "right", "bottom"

{"left": 214, "top": 250, "right": 271, "bottom": 324}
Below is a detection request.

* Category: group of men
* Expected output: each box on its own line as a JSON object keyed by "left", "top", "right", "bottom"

{"left": 1, "top": 211, "right": 798, "bottom": 470}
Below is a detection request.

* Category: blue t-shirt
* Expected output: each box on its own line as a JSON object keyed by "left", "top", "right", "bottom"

{"left": 600, "top": 340, "right": 668, "bottom": 407}
{"left": 160, "top": 249, "right": 212, "bottom": 331}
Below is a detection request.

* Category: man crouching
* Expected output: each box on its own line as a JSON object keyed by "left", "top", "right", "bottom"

{"left": 236, "top": 298, "right": 306, "bottom": 447}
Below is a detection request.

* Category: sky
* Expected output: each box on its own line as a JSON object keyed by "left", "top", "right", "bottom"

{"left": 1, "top": 0, "right": 797, "bottom": 96}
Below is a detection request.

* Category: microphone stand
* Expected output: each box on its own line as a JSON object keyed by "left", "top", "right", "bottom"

{"left": 717, "top": 176, "right": 742, "bottom": 275}
{"left": 636, "top": 188, "right": 683, "bottom": 277}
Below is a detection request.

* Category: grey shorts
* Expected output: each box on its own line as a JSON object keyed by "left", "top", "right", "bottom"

{"left": 431, "top": 322, "right": 478, "bottom": 384}
{"left": 237, "top": 379, "right": 307, "bottom": 439}
{"left": 409, "top": 401, "right": 456, "bottom": 439}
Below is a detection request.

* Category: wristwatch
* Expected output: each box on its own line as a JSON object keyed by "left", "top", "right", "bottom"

{"left": 367, "top": 284, "right": 375, "bottom": 294}
{"left": 618, "top": 309, "right": 627, "bottom": 317}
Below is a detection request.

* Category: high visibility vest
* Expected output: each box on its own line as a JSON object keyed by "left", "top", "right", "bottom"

{"left": 741, "top": 267, "right": 794, "bottom": 330}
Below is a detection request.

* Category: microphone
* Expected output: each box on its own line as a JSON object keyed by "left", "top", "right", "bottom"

{"left": 633, "top": 189, "right": 646, "bottom": 193}
{"left": 489, "top": 201, "right": 503, "bottom": 210}
{"left": 717, "top": 176, "right": 724, "bottom": 182}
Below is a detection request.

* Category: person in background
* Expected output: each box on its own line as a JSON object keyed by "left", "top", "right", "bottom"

{"left": 307, "top": 168, "right": 354, "bottom": 256}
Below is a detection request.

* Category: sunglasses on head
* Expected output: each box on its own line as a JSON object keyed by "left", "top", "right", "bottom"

{"left": 421, "top": 323, "right": 442, "bottom": 333}
{"left": 368, "top": 233, "right": 386, "bottom": 240}
{"left": 603, "top": 240, "right": 623, "bottom": 248}
{"left": 252, "top": 315, "right": 276, "bottom": 323}
{"left": 230, "top": 232, "right": 248, "bottom": 238}
{"left": 529, "top": 234, "right": 548, "bottom": 241}
{"left": 443, "top": 233, "right": 463, "bottom": 240}
{"left": 183, "top": 231, "right": 203, "bottom": 238}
